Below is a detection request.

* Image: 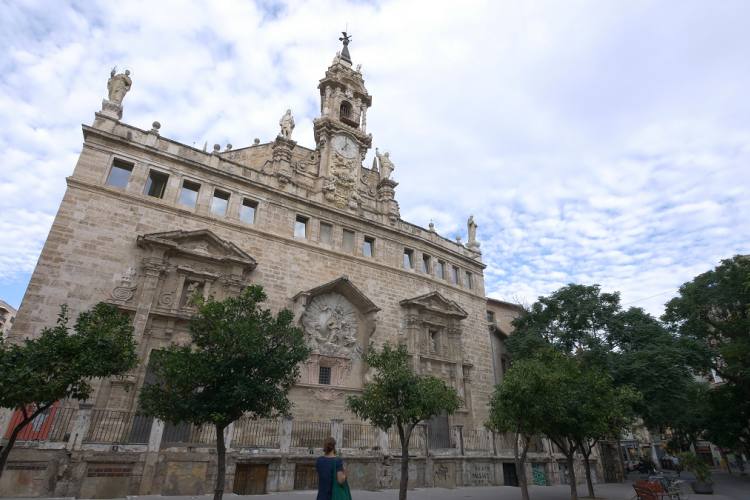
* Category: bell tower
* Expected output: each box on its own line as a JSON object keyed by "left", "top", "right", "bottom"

{"left": 314, "top": 32, "right": 373, "bottom": 209}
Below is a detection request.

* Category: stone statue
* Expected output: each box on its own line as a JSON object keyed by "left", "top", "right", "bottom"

{"left": 106, "top": 68, "right": 132, "bottom": 105}
{"left": 279, "top": 109, "right": 295, "bottom": 139}
{"left": 376, "top": 148, "right": 395, "bottom": 180}
{"left": 467, "top": 215, "right": 480, "bottom": 249}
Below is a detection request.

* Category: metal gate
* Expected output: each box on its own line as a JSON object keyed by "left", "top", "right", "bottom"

{"left": 233, "top": 463, "right": 268, "bottom": 495}
{"left": 294, "top": 463, "right": 319, "bottom": 490}
{"left": 427, "top": 413, "right": 450, "bottom": 449}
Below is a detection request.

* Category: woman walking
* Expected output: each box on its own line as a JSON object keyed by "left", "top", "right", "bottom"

{"left": 316, "top": 437, "right": 347, "bottom": 500}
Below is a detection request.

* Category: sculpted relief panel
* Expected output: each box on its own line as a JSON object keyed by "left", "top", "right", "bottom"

{"left": 301, "top": 292, "right": 361, "bottom": 358}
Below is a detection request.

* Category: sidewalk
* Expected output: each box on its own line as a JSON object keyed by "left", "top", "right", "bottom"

{"left": 7, "top": 472, "right": 749, "bottom": 500}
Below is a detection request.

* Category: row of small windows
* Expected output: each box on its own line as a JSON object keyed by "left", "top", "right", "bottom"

{"left": 403, "top": 248, "right": 474, "bottom": 289}
{"left": 105, "top": 158, "right": 258, "bottom": 224}
{"left": 106, "top": 158, "right": 474, "bottom": 289}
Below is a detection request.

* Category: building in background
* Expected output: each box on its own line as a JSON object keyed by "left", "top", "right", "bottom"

{"left": 1, "top": 37, "right": 595, "bottom": 497}
{"left": 0, "top": 299, "right": 16, "bottom": 338}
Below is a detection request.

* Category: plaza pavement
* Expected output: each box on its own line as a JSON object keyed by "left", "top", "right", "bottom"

{"left": 8, "top": 471, "right": 749, "bottom": 500}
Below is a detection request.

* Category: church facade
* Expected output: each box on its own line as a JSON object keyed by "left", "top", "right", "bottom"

{"left": 1, "top": 39, "right": 600, "bottom": 497}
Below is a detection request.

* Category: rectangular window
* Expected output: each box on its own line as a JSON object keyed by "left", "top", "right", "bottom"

{"left": 403, "top": 249, "right": 414, "bottom": 269}
{"left": 318, "top": 366, "right": 331, "bottom": 385}
{"left": 105, "top": 158, "right": 133, "bottom": 188}
{"left": 436, "top": 260, "right": 445, "bottom": 280}
{"left": 239, "top": 198, "right": 257, "bottom": 224}
{"left": 465, "top": 271, "right": 473, "bottom": 290}
{"left": 487, "top": 311, "right": 495, "bottom": 323}
{"left": 143, "top": 170, "right": 169, "bottom": 198}
{"left": 211, "top": 189, "right": 230, "bottom": 216}
{"left": 421, "top": 254, "right": 431, "bottom": 273}
{"left": 450, "top": 265, "right": 460, "bottom": 284}
{"left": 342, "top": 229, "right": 355, "bottom": 253}
{"left": 319, "top": 222, "right": 333, "bottom": 245}
{"left": 178, "top": 180, "right": 201, "bottom": 208}
{"left": 294, "top": 215, "right": 309, "bottom": 239}
{"left": 363, "top": 236, "right": 375, "bottom": 257}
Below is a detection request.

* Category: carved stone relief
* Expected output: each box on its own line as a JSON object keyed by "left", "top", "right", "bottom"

{"left": 301, "top": 292, "right": 361, "bottom": 358}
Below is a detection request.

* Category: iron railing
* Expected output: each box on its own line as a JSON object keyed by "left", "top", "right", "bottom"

{"left": 84, "top": 410, "right": 152, "bottom": 444}
{"left": 388, "top": 425, "right": 427, "bottom": 454}
{"left": 290, "top": 421, "right": 330, "bottom": 448}
{"left": 464, "top": 428, "right": 493, "bottom": 452}
{"left": 15, "top": 406, "right": 76, "bottom": 443}
{"left": 233, "top": 418, "right": 281, "bottom": 448}
{"left": 341, "top": 423, "right": 378, "bottom": 449}
{"left": 161, "top": 422, "right": 216, "bottom": 446}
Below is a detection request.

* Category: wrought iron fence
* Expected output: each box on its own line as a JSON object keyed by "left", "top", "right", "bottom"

{"left": 84, "top": 410, "right": 152, "bottom": 444}
{"left": 290, "top": 421, "right": 330, "bottom": 448}
{"left": 15, "top": 406, "right": 76, "bottom": 443}
{"left": 494, "top": 432, "right": 517, "bottom": 452}
{"left": 161, "top": 422, "right": 216, "bottom": 446}
{"left": 341, "top": 423, "right": 378, "bottom": 449}
{"left": 388, "top": 425, "right": 427, "bottom": 454}
{"left": 232, "top": 418, "right": 281, "bottom": 448}
{"left": 463, "top": 428, "right": 493, "bottom": 452}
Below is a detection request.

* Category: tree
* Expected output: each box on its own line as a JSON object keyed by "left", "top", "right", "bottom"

{"left": 487, "top": 356, "right": 562, "bottom": 500}
{"left": 139, "top": 285, "right": 309, "bottom": 500}
{"left": 0, "top": 303, "right": 137, "bottom": 477}
{"left": 507, "top": 284, "right": 620, "bottom": 366}
{"left": 607, "top": 307, "right": 710, "bottom": 432}
{"left": 347, "top": 343, "right": 460, "bottom": 500}
{"left": 663, "top": 255, "right": 750, "bottom": 454}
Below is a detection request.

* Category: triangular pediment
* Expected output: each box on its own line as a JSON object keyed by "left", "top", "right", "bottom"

{"left": 137, "top": 229, "right": 257, "bottom": 270}
{"left": 399, "top": 291, "right": 468, "bottom": 319}
{"left": 293, "top": 276, "right": 380, "bottom": 315}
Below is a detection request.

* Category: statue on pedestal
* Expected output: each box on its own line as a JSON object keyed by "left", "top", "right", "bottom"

{"left": 106, "top": 68, "right": 132, "bottom": 105}
{"left": 279, "top": 109, "right": 295, "bottom": 139}
{"left": 375, "top": 148, "right": 395, "bottom": 180}
{"left": 467, "top": 215, "right": 480, "bottom": 250}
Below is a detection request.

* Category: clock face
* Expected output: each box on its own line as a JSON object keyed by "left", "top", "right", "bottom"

{"left": 332, "top": 134, "right": 358, "bottom": 159}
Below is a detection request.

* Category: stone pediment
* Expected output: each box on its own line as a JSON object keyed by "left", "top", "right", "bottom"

{"left": 293, "top": 276, "right": 380, "bottom": 314}
{"left": 136, "top": 229, "right": 257, "bottom": 271}
{"left": 399, "top": 291, "right": 468, "bottom": 319}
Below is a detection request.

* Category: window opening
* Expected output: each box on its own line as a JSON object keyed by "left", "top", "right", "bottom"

{"left": 339, "top": 101, "right": 352, "bottom": 120}
{"left": 450, "top": 265, "right": 460, "bottom": 284}
{"left": 211, "top": 189, "right": 230, "bottom": 216}
{"left": 178, "top": 180, "right": 201, "bottom": 208}
{"left": 106, "top": 159, "right": 133, "bottom": 188}
{"left": 436, "top": 260, "right": 446, "bottom": 280}
{"left": 403, "top": 249, "right": 414, "bottom": 269}
{"left": 363, "top": 236, "right": 375, "bottom": 257}
{"left": 144, "top": 170, "right": 169, "bottom": 198}
{"left": 318, "top": 366, "right": 332, "bottom": 385}
{"left": 319, "top": 222, "right": 333, "bottom": 244}
{"left": 342, "top": 229, "right": 355, "bottom": 253}
{"left": 294, "top": 215, "right": 309, "bottom": 239}
{"left": 465, "top": 271, "right": 473, "bottom": 290}
{"left": 239, "top": 198, "right": 257, "bottom": 224}
{"left": 421, "top": 254, "right": 431, "bottom": 273}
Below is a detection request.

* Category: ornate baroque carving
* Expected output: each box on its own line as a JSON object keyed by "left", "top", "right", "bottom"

{"left": 301, "top": 293, "right": 360, "bottom": 358}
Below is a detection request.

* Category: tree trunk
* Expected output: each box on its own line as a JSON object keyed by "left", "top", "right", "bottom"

{"left": 512, "top": 430, "right": 529, "bottom": 500}
{"left": 567, "top": 453, "right": 578, "bottom": 500}
{"left": 398, "top": 423, "right": 413, "bottom": 500}
{"left": 213, "top": 424, "right": 226, "bottom": 500}
{"left": 582, "top": 451, "right": 595, "bottom": 498}
{"left": 0, "top": 405, "right": 49, "bottom": 479}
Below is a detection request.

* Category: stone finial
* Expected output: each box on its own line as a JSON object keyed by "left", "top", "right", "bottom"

{"left": 213, "top": 143, "right": 221, "bottom": 152}
{"left": 456, "top": 236, "right": 462, "bottom": 245}
{"left": 279, "top": 109, "right": 295, "bottom": 139}
{"left": 339, "top": 31, "right": 352, "bottom": 64}
{"left": 253, "top": 138, "right": 260, "bottom": 145}
{"left": 428, "top": 221, "right": 435, "bottom": 232}
{"left": 225, "top": 144, "right": 232, "bottom": 151}
{"left": 150, "top": 121, "right": 161, "bottom": 134}
{"left": 106, "top": 68, "right": 132, "bottom": 105}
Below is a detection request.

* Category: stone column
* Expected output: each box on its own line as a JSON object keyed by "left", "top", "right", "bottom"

{"left": 224, "top": 423, "right": 235, "bottom": 451}
{"left": 280, "top": 416, "right": 293, "bottom": 453}
{"left": 67, "top": 403, "right": 94, "bottom": 451}
{"left": 453, "top": 425, "right": 464, "bottom": 455}
{"left": 331, "top": 419, "right": 343, "bottom": 448}
{"left": 139, "top": 419, "right": 165, "bottom": 494}
{"left": 377, "top": 429, "right": 390, "bottom": 455}
{"left": 0, "top": 407, "right": 14, "bottom": 440}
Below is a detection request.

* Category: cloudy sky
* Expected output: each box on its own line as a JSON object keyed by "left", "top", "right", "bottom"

{"left": 1, "top": 0, "right": 748, "bottom": 315}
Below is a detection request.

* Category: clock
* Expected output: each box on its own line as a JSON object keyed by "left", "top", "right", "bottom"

{"left": 331, "top": 134, "right": 358, "bottom": 159}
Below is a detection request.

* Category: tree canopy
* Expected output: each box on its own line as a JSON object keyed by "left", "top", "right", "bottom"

{"left": 0, "top": 303, "right": 137, "bottom": 476}
{"left": 347, "top": 343, "right": 460, "bottom": 500}
{"left": 139, "top": 285, "right": 310, "bottom": 500}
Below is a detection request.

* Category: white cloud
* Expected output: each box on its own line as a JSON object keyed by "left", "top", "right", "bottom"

{"left": 1, "top": 0, "right": 749, "bottom": 314}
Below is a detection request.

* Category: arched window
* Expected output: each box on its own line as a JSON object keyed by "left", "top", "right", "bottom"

{"left": 339, "top": 101, "right": 352, "bottom": 120}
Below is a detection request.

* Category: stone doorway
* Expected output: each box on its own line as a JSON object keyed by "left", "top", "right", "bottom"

{"left": 502, "top": 462, "right": 518, "bottom": 486}
{"left": 233, "top": 463, "right": 268, "bottom": 495}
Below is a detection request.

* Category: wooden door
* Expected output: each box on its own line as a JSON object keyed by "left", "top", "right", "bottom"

{"left": 233, "top": 464, "right": 268, "bottom": 495}
{"left": 294, "top": 464, "right": 319, "bottom": 490}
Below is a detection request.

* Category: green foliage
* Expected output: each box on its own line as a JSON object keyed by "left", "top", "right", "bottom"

{"left": 0, "top": 303, "right": 137, "bottom": 410}
{"left": 346, "top": 343, "right": 461, "bottom": 432}
{"left": 663, "top": 255, "right": 750, "bottom": 453}
{"left": 608, "top": 307, "right": 709, "bottom": 431}
{"left": 508, "top": 284, "right": 620, "bottom": 365}
{"left": 139, "top": 285, "right": 310, "bottom": 427}
{"left": 703, "top": 383, "right": 750, "bottom": 457}
{"left": 678, "top": 452, "right": 712, "bottom": 482}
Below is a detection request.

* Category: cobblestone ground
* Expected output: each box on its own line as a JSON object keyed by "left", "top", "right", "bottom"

{"left": 10, "top": 472, "right": 749, "bottom": 500}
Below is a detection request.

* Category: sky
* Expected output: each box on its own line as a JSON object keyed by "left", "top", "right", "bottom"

{"left": 1, "top": 0, "right": 748, "bottom": 316}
